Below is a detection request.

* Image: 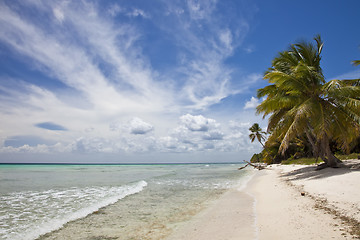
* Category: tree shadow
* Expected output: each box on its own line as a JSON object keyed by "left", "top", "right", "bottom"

{"left": 279, "top": 160, "right": 360, "bottom": 181}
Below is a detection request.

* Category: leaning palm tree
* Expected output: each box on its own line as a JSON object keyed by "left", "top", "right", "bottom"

{"left": 257, "top": 35, "right": 360, "bottom": 168}
{"left": 249, "top": 123, "right": 267, "bottom": 148}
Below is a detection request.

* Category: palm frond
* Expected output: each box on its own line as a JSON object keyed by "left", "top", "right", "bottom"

{"left": 352, "top": 60, "right": 360, "bottom": 66}
{"left": 257, "top": 85, "right": 277, "bottom": 98}
{"left": 258, "top": 35, "right": 360, "bottom": 165}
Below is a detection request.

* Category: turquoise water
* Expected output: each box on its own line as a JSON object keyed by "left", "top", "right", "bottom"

{"left": 0, "top": 163, "right": 252, "bottom": 240}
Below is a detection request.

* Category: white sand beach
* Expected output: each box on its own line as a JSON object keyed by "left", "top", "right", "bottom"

{"left": 34, "top": 161, "right": 360, "bottom": 240}
{"left": 168, "top": 160, "right": 360, "bottom": 240}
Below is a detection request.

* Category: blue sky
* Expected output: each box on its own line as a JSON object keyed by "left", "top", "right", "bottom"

{"left": 0, "top": 0, "right": 359, "bottom": 163}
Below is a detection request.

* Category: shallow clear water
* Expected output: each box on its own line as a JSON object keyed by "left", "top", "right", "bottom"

{"left": 0, "top": 163, "right": 252, "bottom": 240}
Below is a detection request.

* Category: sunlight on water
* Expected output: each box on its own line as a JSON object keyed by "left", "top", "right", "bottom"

{"left": 0, "top": 163, "right": 252, "bottom": 240}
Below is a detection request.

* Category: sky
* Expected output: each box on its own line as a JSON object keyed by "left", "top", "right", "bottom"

{"left": 0, "top": 0, "right": 359, "bottom": 163}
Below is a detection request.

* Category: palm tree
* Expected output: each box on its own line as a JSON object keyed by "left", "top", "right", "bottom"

{"left": 256, "top": 35, "right": 360, "bottom": 168}
{"left": 249, "top": 123, "right": 267, "bottom": 148}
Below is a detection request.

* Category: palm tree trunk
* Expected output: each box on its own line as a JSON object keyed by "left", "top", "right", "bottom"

{"left": 318, "top": 134, "right": 342, "bottom": 169}
{"left": 305, "top": 128, "right": 318, "bottom": 159}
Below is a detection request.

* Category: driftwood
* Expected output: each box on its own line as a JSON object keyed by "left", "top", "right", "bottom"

{"left": 237, "top": 163, "right": 249, "bottom": 170}
{"left": 238, "top": 161, "right": 266, "bottom": 170}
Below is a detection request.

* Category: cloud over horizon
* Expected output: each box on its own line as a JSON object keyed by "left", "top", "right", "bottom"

{"left": 2, "top": 0, "right": 358, "bottom": 162}
{"left": 0, "top": 0, "right": 263, "bottom": 162}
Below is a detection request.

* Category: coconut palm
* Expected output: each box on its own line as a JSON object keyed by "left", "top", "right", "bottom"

{"left": 257, "top": 35, "right": 360, "bottom": 168}
{"left": 249, "top": 123, "right": 267, "bottom": 148}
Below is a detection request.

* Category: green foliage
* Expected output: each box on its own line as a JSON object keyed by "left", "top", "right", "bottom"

{"left": 256, "top": 35, "right": 360, "bottom": 167}
{"left": 282, "top": 157, "right": 324, "bottom": 165}
{"left": 335, "top": 153, "right": 360, "bottom": 160}
{"left": 281, "top": 153, "right": 360, "bottom": 165}
{"left": 352, "top": 60, "right": 360, "bottom": 66}
{"left": 250, "top": 153, "right": 262, "bottom": 163}
{"left": 248, "top": 123, "right": 266, "bottom": 146}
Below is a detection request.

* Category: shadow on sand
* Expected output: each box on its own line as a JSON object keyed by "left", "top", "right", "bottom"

{"left": 279, "top": 160, "right": 360, "bottom": 181}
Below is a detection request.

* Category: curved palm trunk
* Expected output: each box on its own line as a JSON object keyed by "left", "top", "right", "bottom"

{"left": 317, "top": 134, "right": 342, "bottom": 169}
{"left": 305, "top": 128, "right": 319, "bottom": 160}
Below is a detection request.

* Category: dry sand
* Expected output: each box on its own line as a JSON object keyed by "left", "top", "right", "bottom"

{"left": 167, "top": 160, "right": 360, "bottom": 240}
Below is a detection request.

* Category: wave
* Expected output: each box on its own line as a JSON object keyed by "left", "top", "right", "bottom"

{"left": 0, "top": 180, "right": 147, "bottom": 240}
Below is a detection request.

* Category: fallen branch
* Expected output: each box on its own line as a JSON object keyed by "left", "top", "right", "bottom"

{"left": 238, "top": 161, "right": 266, "bottom": 170}
{"left": 237, "top": 163, "right": 249, "bottom": 170}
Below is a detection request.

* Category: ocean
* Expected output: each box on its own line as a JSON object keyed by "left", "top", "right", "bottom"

{"left": 0, "top": 163, "right": 253, "bottom": 240}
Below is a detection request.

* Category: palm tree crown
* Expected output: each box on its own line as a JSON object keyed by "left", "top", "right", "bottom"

{"left": 256, "top": 35, "right": 360, "bottom": 168}
{"left": 249, "top": 123, "right": 266, "bottom": 148}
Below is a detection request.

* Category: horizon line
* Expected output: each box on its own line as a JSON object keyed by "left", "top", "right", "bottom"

{"left": 0, "top": 161, "right": 245, "bottom": 166}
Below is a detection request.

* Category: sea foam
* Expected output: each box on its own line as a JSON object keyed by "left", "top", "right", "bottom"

{"left": 0, "top": 180, "right": 147, "bottom": 240}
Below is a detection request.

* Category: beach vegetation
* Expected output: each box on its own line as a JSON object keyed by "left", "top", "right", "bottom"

{"left": 281, "top": 153, "right": 359, "bottom": 165}
{"left": 335, "top": 152, "right": 360, "bottom": 160}
{"left": 249, "top": 123, "right": 278, "bottom": 164}
{"left": 281, "top": 157, "right": 323, "bottom": 165}
{"left": 250, "top": 152, "right": 262, "bottom": 163}
{"left": 255, "top": 35, "right": 360, "bottom": 169}
{"left": 249, "top": 123, "right": 267, "bottom": 148}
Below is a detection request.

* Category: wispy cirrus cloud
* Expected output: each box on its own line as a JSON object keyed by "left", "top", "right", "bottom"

{"left": 0, "top": 1, "right": 171, "bottom": 113}
{"left": 158, "top": 0, "right": 254, "bottom": 109}
{"left": 0, "top": 0, "right": 260, "bottom": 160}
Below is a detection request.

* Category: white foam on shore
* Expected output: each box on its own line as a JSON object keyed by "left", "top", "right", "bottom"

{"left": 0, "top": 180, "right": 147, "bottom": 240}
{"left": 236, "top": 168, "right": 257, "bottom": 191}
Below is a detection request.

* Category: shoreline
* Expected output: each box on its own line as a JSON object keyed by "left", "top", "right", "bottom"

{"left": 167, "top": 169, "right": 258, "bottom": 240}
{"left": 167, "top": 188, "right": 257, "bottom": 240}
{"left": 34, "top": 165, "right": 247, "bottom": 240}
{"left": 34, "top": 162, "right": 360, "bottom": 240}
{"left": 168, "top": 160, "right": 360, "bottom": 239}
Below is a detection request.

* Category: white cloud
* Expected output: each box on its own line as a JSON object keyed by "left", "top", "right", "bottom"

{"left": 108, "top": 4, "right": 123, "bottom": 17}
{"left": 127, "top": 8, "right": 150, "bottom": 18}
{"left": 331, "top": 69, "right": 360, "bottom": 80}
{"left": 72, "top": 137, "right": 117, "bottom": 153}
{"left": 129, "top": 118, "right": 154, "bottom": 135}
{"left": 219, "top": 29, "right": 233, "bottom": 51}
{"left": 0, "top": 0, "right": 261, "bottom": 161}
{"left": 0, "top": 142, "right": 72, "bottom": 154}
{"left": 244, "top": 96, "right": 260, "bottom": 109}
{"left": 187, "top": 0, "right": 217, "bottom": 20}
{"left": 202, "top": 130, "right": 224, "bottom": 140}
{"left": 165, "top": 6, "right": 184, "bottom": 16}
{"left": 53, "top": 7, "right": 65, "bottom": 22}
{"left": 244, "top": 45, "right": 255, "bottom": 53}
{"left": 229, "top": 120, "right": 250, "bottom": 130}
{"left": 180, "top": 114, "right": 218, "bottom": 132}
{"left": 159, "top": 0, "right": 253, "bottom": 110}
{"left": 0, "top": 1, "right": 172, "bottom": 114}
{"left": 158, "top": 136, "right": 179, "bottom": 150}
